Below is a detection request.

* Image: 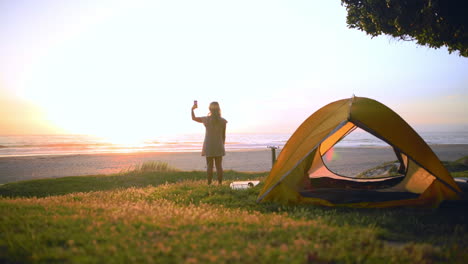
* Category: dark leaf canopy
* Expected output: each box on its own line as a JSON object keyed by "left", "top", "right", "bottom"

{"left": 341, "top": 0, "right": 468, "bottom": 57}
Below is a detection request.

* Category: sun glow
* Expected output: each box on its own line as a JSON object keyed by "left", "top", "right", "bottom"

{"left": 1, "top": 1, "right": 467, "bottom": 138}
{"left": 28, "top": 85, "right": 197, "bottom": 143}
{"left": 99, "top": 132, "right": 149, "bottom": 146}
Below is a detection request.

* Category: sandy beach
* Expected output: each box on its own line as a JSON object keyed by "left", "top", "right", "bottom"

{"left": 1, "top": 144, "right": 467, "bottom": 184}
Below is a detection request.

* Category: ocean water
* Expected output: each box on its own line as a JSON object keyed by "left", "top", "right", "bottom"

{"left": 0, "top": 130, "right": 467, "bottom": 157}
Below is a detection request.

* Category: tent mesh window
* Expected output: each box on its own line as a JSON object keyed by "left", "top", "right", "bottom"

{"left": 300, "top": 129, "right": 419, "bottom": 203}
{"left": 321, "top": 129, "right": 405, "bottom": 180}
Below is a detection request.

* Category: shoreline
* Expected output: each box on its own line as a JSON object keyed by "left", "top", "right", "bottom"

{"left": 1, "top": 143, "right": 467, "bottom": 158}
{"left": 1, "top": 144, "right": 467, "bottom": 184}
{"left": 0, "top": 147, "right": 269, "bottom": 158}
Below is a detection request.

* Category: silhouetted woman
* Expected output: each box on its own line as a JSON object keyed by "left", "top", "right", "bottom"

{"left": 192, "top": 101, "right": 227, "bottom": 185}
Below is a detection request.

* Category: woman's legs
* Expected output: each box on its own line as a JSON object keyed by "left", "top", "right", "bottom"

{"left": 206, "top": 157, "right": 214, "bottom": 184}
{"left": 214, "top": 156, "right": 223, "bottom": 184}
{"left": 206, "top": 156, "right": 223, "bottom": 185}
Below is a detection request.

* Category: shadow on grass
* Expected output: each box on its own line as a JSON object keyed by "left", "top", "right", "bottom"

{"left": 0, "top": 170, "right": 267, "bottom": 198}
{"left": 147, "top": 182, "right": 468, "bottom": 246}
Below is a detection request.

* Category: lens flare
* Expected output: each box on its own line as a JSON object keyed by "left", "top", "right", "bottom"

{"left": 325, "top": 147, "right": 339, "bottom": 162}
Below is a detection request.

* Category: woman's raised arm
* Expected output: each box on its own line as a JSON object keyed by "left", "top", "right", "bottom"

{"left": 191, "top": 105, "right": 203, "bottom": 123}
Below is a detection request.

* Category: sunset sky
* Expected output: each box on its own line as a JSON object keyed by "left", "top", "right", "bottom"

{"left": 1, "top": 1, "right": 467, "bottom": 142}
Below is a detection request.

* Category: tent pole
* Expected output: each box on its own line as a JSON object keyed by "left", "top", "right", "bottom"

{"left": 267, "top": 146, "right": 279, "bottom": 168}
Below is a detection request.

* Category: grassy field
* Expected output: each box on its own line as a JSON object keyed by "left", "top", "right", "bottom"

{"left": 1, "top": 161, "right": 467, "bottom": 263}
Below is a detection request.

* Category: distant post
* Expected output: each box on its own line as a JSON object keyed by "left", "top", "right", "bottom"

{"left": 267, "top": 146, "right": 279, "bottom": 168}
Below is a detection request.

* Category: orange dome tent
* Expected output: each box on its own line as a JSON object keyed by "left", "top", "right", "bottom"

{"left": 257, "top": 97, "right": 461, "bottom": 208}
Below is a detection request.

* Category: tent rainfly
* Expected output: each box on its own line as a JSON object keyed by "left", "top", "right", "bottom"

{"left": 257, "top": 97, "right": 461, "bottom": 208}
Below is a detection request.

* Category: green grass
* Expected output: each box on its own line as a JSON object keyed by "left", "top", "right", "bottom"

{"left": 355, "top": 161, "right": 401, "bottom": 178}
{"left": 119, "top": 161, "right": 180, "bottom": 174}
{"left": 354, "top": 156, "right": 468, "bottom": 179}
{"left": 452, "top": 171, "right": 468, "bottom": 178}
{"left": 1, "top": 162, "right": 467, "bottom": 263}
{"left": 444, "top": 156, "right": 468, "bottom": 178}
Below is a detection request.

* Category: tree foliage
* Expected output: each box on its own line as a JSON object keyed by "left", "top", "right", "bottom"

{"left": 341, "top": 0, "right": 468, "bottom": 57}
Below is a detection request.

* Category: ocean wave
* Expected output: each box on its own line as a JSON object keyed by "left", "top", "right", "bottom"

{"left": 3, "top": 143, "right": 110, "bottom": 148}
{"left": 1, "top": 131, "right": 467, "bottom": 157}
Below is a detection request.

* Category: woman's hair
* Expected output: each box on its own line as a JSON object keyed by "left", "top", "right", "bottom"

{"left": 208, "top": 102, "right": 222, "bottom": 122}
